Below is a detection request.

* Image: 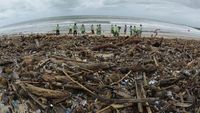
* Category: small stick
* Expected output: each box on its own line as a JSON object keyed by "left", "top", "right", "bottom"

{"left": 153, "top": 56, "right": 159, "bottom": 67}
{"left": 141, "top": 83, "right": 152, "bottom": 113}
{"left": 96, "top": 105, "right": 111, "bottom": 113}
{"left": 51, "top": 55, "right": 88, "bottom": 63}
{"left": 143, "top": 72, "right": 148, "bottom": 87}
{"left": 186, "top": 59, "right": 196, "bottom": 68}
{"left": 97, "top": 103, "right": 132, "bottom": 113}
{"left": 35, "top": 39, "right": 40, "bottom": 47}
{"left": 135, "top": 81, "right": 143, "bottom": 113}
{"left": 77, "top": 66, "right": 94, "bottom": 73}
{"left": 100, "top": 97, "right": 159, "bottom": 104}
{"left": 180, "top": 94, "right": 186, "bottom": 112}
{"left": 61, "top": 68, "right": 96, "bottom": 96}
{"left": 197, "top": 107, "right": 200, "bottom": 113}
{"left": 110, "top": 70, "right": 132, "bottom": 85}
{"left": 35, "top": 58, "right": 50, "bottom": 69}
{"left": 19, "top": 83, "right": 47, "bottom": 109}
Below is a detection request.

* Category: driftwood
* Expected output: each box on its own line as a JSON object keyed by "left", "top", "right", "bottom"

{"left": 61, "top": 69, "right": 96, "bottom": 96}
{"left": 41, "top": 74, "right": 70, "bottom": 83}
{"left": 99, "top": 97, "right": 159, "bottom": 104}
{"left": 135, "top": 81, "right": 143, "bottom": 113}
{"left": 78, "top": 62, "right": 111, "bottom": 70}
{"left": 67, "top": 61, "right": 111, "bottom": 71}
{"left": 19, "top": 83, "right": 47, "bottom": 109}
{"left": 91, "top": 43, "right": 118, "bottom": 51}
{"left": 1, "top": 35, "right": 200, "bottom": 112}
{"left": 0, "top": 60, "right": 13, "bottom": 66}
{"left": 116, "top": 37, "right": 141, "bottom": 46}
{"left": 130, "top": 64, "right": 157, "bottom": 73}
{"left": 110, "top": 71, "right": 132, "bottom": 85}
{"left": 23, "top": 83, "right": 69, "bottom": 98}
{"left": 50, "top": 57, "right": 111, "bottom": 71}
{"left": 141, "top": 83, "right": 152, "bottom": 113}
{"left": 96, "top": 103, "right": 133, "bottom": 113}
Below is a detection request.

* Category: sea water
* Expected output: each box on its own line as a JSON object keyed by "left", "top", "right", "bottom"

{"left": 0, "top": 16, "right": 200, "bottom": 38}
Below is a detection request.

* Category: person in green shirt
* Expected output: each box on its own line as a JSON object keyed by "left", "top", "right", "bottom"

{"left": 73, "top": 23, "right": 78, "bottom": 36}
{"left": 99, "top": 24, "right": 102, "bottom": 35}
{"left": 96, "top": 24, "right": 102, "bottom": 35}
{"left": 117, "top": 26, "right": 121, "bottom": 36}
{"left": 111, "top": 24, "right": 114, "bottom": 35}
{"left": 139, "top": 24, "right": 143, "bottom": 37}
{"left": 68, "top": 24, "right": 72, "bottom": 34}
{"left": 56, "top": 24, "right": 60, "bottom": 35}
{"left": 133, "top": 26, "right": 137, "bottom": 36}
{"left": 124, "top": 25, "right": 127, "bottom": 35}
{"left": 80, "top": 24, "right": 85, "bottom": 34}
{"left": 114, "top": 25, "right": 118, "bottom": 36}
{"left": 130, "top": 25, "right": 133, "bottom": 36}
{"left": 96, "top": 25, "right": 99, "bottom": 35}
{"left": 91, "top": 24, "right": 95, "bottom": 34}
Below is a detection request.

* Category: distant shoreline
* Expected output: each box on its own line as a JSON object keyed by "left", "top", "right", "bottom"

{"left": 0, "top": 15, "right": 183, "bottom": 28}
{"left": 1, "top": 32, "right": 200, "bottom": 41}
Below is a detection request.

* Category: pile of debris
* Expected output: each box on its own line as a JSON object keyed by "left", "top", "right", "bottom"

{"left": 0, "top": 34, "right": 200, "bottom": 113}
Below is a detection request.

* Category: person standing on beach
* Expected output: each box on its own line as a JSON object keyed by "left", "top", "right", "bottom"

{"left": 154, "top": 29, "right": 160, "bottom": 38}
{"left": 56, "top": 24, "right": 60, "bottom": 35}
{"left": 117, "top": 26, "right": 121, "bottom": 36}
{"left": 124, "top": 25, "right": 127, "bottom": 35}
{"left": 130, "top": 26, "right": 133, "bottom": 36}
{"left": 99, "top": 24, "right": 102, "bottom": 35}
{"left": 91, "top": 24, "right": 95, "bottom": 34}
{"left": 96, "top": 25, "right": 99, "bottom": 35}
{"left": 73, "top": 23, "right": 78, "bottom": 36}
{"left": 114, "top": 25, "right": 118, "bottom": 36}
{"left": 139, "top": 24, "right": 143, "bottom": 37}
{"left": 80, "top": 24, "right": 85, "bottom": 34}
{"left": 133, "top": 26, "right": 137, "bottom": 36}
{"left": 96, "top": 24, "right": 101, "bottom": 35}
{"left": 111, "top": 25, "right": 114, "bottom": 35}
{"left": 68, "top": 24, "right": 73, "bottom": 34}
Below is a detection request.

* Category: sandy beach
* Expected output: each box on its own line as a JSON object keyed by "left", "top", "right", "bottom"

{"left": 1, "top": 0, "right": 200, "bottom": 111}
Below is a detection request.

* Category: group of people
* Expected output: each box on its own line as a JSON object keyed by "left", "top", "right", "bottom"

{"left": 111, "top": 25, "right": 121, "bottom": 37}
{"left": 110, "top": 24, "right": 142, "bottom": 37}
{"left": 129, "top": 24, "right": 143, "bottom": 37}
{"left": 55, "top": 23, "right": 143, "bottom": 37}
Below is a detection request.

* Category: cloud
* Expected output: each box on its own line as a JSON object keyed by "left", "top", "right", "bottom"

{"left": 0, "top": 0, "right": 200, "bottom": 27}
{"left": 166, "top": 0, "right": 200, "bottom": 9}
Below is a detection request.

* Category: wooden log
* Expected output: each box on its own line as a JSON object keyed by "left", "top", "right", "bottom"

{"left": 41, "top": 74, "right": 70, "bottom": 83}
{"left": 135, "top": 81, "right": 143, "bottom": 113}
{"left": 131, "top": 64, "right": 157, "bottom": 73}
{"left": 116, "top": 37, "right": 141, "bottom": 46}
{"left": 23, "top": 83, "right": 69, "bottom": 98}
{"left": 91, "top": 43, "right": 118, "bottom": 51}
{"left": 141, "top": 83, "right": 152, "bottom": 113}
{"left": 0, "top": 60, "right": 13, "bottom": 66}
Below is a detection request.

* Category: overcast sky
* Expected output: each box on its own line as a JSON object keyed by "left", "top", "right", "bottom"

{"left": 0, "top": 0, "right": 200, "bottom": 27}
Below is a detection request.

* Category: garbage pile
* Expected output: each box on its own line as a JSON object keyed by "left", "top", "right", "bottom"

{"left": 0, "top": 34, "right": 200, "bottom": 113}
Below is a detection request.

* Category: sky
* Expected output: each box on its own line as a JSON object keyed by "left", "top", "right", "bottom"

{"left": 0, "top": 0, "right": 200, "bottom": 27}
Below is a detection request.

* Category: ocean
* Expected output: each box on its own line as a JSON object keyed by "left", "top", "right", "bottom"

{"left": 0, "top": 15, "right": 200, "bottom": 38}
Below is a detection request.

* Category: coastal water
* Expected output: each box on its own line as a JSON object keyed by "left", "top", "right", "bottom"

{"left": 0, "top": 16, "right": 200, "bottom": 38}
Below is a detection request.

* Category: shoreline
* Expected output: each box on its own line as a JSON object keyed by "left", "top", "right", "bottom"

{"left": 1, "top": 32, "right": 200, "bottom": 41}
